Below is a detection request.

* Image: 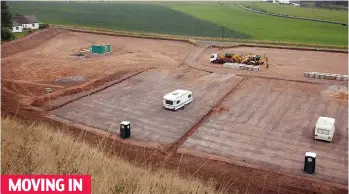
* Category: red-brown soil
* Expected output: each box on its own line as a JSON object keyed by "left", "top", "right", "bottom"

{"left": 1, "top": 28, "right": 347, "bottom": 194}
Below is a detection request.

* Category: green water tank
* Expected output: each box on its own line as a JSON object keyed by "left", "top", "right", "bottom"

{"left": 106, "top": 44, "right": 111, "bottom": 52}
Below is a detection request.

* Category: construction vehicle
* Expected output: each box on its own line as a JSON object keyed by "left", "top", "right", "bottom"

{"left": 210, "top": 52, "right": 243, "bottom": 64}
{"left": 76, "top": 49, "right": 91, "bottom": 57}
{"left": 241, "top": 54, "right": 268, "bottom": 67}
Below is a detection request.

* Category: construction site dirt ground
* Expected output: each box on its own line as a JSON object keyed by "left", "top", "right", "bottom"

{"left": 179, "top": 78, "right": 348, "bottom": 185}
{"left": 196, "top": 47, "right": 348, "bottom": 82}
{"left": 1, "top": 30, "right": 193, "bottom": 102}
{"left": 2, "top": 29, "right": 348, "bottom": 192}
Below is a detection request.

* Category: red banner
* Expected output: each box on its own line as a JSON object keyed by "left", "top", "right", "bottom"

{"left": 1, "top": 175, "right": 91, "bottom": 194}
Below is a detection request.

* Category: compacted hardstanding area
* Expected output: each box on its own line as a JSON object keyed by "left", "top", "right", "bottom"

{"left": 180, "top": 78, "right": 348, "bottom": 185}
{"left": 53, "top": 69, "right": 244, "bottom": 145}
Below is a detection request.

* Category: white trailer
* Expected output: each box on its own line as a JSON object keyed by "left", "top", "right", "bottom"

{"left": 315, "top": 117, "right": 335, "bottom": 142}
{"left": 163, "top": 89, "right": 193, "bottom": 110}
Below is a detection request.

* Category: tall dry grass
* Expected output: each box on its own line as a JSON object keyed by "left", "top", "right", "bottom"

{"left": 1, "top": 117, "right": 223, "bottom": 194}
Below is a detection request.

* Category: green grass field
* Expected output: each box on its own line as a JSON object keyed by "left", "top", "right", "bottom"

{"left": 239, "top": 2, "right": 348, "bottom": 23}
{"left": 8, "top": 1, "right": 247, "bottom": 39}
{"left": 169, "top": 3, "right": 348, "bottom": 46}
{"left": 8, "top": 1, "right": 348, "bottom": 47}
{"left": 13, "top": 31, "right": 29, "bottom": 39}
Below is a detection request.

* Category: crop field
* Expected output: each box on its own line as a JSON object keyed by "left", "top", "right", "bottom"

{"left": 169, "top": 4, "right": 348, "bottom": 46}
{"left": 8, "top": 1, "right": 348, "bottom": 46}
{"left": 8, "top": 1, "right": 247, "bottom": 39}
{"left": 239, "top": 2, "right": 348, "bottom": 23}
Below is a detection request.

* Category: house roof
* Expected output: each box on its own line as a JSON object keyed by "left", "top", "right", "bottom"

{"left": 13, "top": 15, "right": 38, "bottom": 25}
{"left": 13, "top": 20, "right": 21, "bottom": 26}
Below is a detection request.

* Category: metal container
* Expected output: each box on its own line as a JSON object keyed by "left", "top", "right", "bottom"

{"left": 314, "top": 72, "right": 320, "bottom": 79}
{"left": 343, "top": 75, "right": 348, "bottom": 81}
{"left": 336, "top": 74, "right": 343, "bottom": 81}
{"left": 253, "top": 66, "right": 260, "bottom": 72}
{"left": 330, "top": 74, "right": 337, "bottom": 80}
{"left": 325, "top": 73, "right": 331, "bottom": 80}
{"left": 245, "top": 65, "right": 252, "bottom": 70}
{"left": 309, "top": 72, "right": 315, "bottom": 78}
{"left": 319, "top": 73, "right": 325, "bottom": 79}
{"left": 92, "top": 44, "right": 107, "bottom": 54}
{"left": 304, "top": 72, "right": 309, "bottom": 77}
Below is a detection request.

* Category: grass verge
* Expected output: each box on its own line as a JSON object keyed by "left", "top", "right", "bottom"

{"left": 1, "top": 116, "right": 222, "bottom": 194}
{"left": 13, "top": 31, "right": 29, "bottom": 39}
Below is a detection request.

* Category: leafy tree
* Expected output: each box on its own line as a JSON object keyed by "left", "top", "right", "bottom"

{"left": 1, "top": 1, "right": 12, "bottom": 28}
{"left": 1, "top": 27, "right": 15, "bottom": 41}
{"left": 1, "top": 1, "right": 14, "bottom": 41}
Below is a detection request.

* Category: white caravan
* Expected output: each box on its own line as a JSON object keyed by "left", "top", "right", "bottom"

{"left": 163, "top": 89, "right": 193, "bottom": 110}
{"left": 315, "top": 117, "right": 335, "bottom": 142}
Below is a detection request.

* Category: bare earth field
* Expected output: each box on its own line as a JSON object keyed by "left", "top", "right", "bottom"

{"left": 196, "top": 47, "right": 348, "bottom": 82}
{"left": 180, "top": 78, "right": 348, "bottom": 185}
{"left": 2, "top": 30, "right": 193, "bottom": 100}
{"left": 2, "top": 28, "right": 348, "bottom": 193}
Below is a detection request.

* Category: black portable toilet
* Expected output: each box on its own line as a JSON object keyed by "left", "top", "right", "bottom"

{"left": 120, "top": 121, "right": 131, "bottom": 139}
{"left": 304, "top": 151, "right": 316, "bottom": 174}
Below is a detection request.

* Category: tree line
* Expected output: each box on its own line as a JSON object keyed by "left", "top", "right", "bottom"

{"left": 1, "top": 1, "right": 15, "bottom": 42}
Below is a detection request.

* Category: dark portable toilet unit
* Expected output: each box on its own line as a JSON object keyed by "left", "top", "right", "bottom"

{"left": 304, "top": 151, "right": 316, "bottom": 174}
{"left": 120, "top": 121, "right": 131, "bottom": 139}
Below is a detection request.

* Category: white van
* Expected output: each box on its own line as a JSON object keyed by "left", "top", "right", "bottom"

{"left": 315, "top": 117, "right": 335, "bottom": 142}
{"left": 163, "top": 89, "right": 193, "bottom": 110}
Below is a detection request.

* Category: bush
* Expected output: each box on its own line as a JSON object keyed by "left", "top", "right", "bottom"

{"left": 39, "top": 23, "right": 49, "bottom": 29}
{"left": 1, "top": 27, "right": 15, "bottom": 42}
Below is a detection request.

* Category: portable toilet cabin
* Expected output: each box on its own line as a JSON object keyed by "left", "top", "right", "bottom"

{"left": 92, "top": 44, "right": 102, "bottom": 54}
{"left": 304, "top": 151, "right": 316, "bottom": 174}
{"left": 120, "top": 121, "right": 131, "bottom": 139}
{"left": 106, "top": 44, "right": 111, "bottom": 53}
{"left": 314, "top": 117, "right": 335, "bottom": 142}
{"left": 92, "top": 44, "right": 111, "bottom": 54}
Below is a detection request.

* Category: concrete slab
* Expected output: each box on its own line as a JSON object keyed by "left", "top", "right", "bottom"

{"left": 52, "top": 70, "right": 244, "bottom": 145}
{"left": 181, "top": 78, "right": 348, "bottom": 185}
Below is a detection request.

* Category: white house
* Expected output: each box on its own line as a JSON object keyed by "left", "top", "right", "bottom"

{"left": 12, "top": 15, "right": 39, "bottom": 33}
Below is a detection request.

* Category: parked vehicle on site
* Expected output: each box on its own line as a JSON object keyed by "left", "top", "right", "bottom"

{"left": 314, "top": 117, "right": 335, "bottom": 142}
{"left": 163, "top": 89, "right": 193, "bottom": 110}
{"left": 241, "top": 54, "right": 268, "bottom": 66}
{"left": 210, "top": 53, "right": 242, "bottom": 64}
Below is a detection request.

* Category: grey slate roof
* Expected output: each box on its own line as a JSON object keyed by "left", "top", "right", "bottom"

{"left": 13, "top": 15, "right": 38, "bottom": 25}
